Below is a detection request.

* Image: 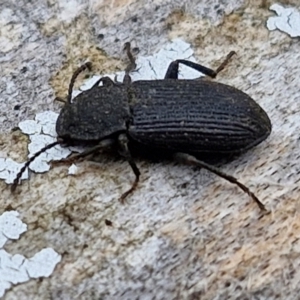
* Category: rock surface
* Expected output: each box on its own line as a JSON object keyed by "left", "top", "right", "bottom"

{"left": 1, "top": 0, "right": 300, "bottom": 299}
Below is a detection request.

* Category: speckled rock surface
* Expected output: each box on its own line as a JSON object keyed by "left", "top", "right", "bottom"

{"left": 1, "top": 0, "right": 300, "bottom": 299}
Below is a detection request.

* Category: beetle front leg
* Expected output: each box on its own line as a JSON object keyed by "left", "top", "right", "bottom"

{"left": 174, "top": 153, "right": 267, "bottom": 212}
{"left": 117, "top": 133, "right": 141, "bottom": 203}
{"left": 164, "top": 51, "right": 236, "bottom": 79}
{"left": 51, "top": 138, "right": 117, "bottom": 166}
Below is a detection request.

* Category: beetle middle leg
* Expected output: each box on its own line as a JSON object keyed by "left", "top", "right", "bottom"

{"left": 51, "top": 135, "right": 140, "bottom": 203}
{"left": 164, "top": 51, "right": 236, "bottom": 79}
{"left": 174, "top": 153, "right": 266, "bottom": 211}
{"left": 117, "top": 134, "right": 140, "bottom": 203}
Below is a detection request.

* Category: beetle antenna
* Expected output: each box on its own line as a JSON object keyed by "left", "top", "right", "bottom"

{"left": 11, "top": 140, "right": 63, "bottom": 192}
{"left": 67, "top": 62, "right": 92, "bottom": 104}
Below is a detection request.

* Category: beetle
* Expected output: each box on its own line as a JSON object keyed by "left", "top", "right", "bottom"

{"left": 11, "top": 42, "right": 271, "bottom": 211}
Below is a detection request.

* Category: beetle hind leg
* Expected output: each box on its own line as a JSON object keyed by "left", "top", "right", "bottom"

{"left": 164, "top": 51, "right": 236, "bottom": 79}
{"left": 174, "top": 153, "right": 267, "bottom": 212}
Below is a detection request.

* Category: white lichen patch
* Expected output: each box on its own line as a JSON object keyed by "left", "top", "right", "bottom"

{"left": 0, "top": 211, "right": 61, "bottom": 297}
{"left": 0, "top": 111, "right": 72, "bottom": 184}
{"left": 58, "top": 0, "right": 87, "bottom": 24}
{"left": 113, "top": 38, "right": 200, "bottom": 84}
{"left": 125, "top": 236, "right": 163, "bottom": 271}
{"left": 74, "top": 39, "right": 200, "bottom": 96}
{"left": 18, "top": 120, "right": 42, "bottom": 135}
{"left": 0, "top": 211, "right": 27, "bottom": 248}
{"left": 0, "top": 158, "right": 28, "bottom": 184}
{"left": 2, "top": 38, "right": 202, "bottom": 186}
{"left": 68, "top": 164, "right": 78, "bottom": 175}
{"left": 267, "top": 4, "right": 300, "bottom": 37}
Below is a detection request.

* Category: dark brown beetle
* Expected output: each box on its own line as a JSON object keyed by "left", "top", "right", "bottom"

{"left": 12, "top": 43, "right": 271, "bottom": 211}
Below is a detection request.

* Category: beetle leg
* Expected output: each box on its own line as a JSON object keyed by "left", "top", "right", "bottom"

{"left": 174, "top": 153, "right": 267, "bottom": 212}
{"left": 164, "top": 51, "right": 236, "bottom": 79}
{"left": 122, "top": 42, "right": 137, "bottom": 85}
{"left": 215, "top": 51, "right": 236, "bottom": 74}
{"left": 51, "top": 138, "right": 116, "bottom": 166}
{"left": 54, "top": 96, "right": 67, "bottom": 104}
{"left": 123, "top": 42, "right": 137, "bottom": 74}
{"left": 117, "top": 133, "right": 141, "bottom": 203}
{"left": 90, "top": 76, "right": 115, "bottom": 89}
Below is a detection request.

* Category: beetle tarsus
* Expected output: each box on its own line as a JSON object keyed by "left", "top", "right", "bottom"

{"left": 215, "top": 51, "right": 236, "bottom": 74}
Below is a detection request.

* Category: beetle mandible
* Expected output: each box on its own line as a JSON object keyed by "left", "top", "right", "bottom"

{"left": 12, "top": 42, "right": 271, "bottom": 211}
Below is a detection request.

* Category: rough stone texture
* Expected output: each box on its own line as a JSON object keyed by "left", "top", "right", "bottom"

{"left": 1, "top": 0, "right": 300, "bottom": 299}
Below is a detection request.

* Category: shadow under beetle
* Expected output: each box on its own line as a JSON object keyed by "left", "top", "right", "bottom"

{"left": 12, "top": 42, "right": 271, "bottom": 211}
